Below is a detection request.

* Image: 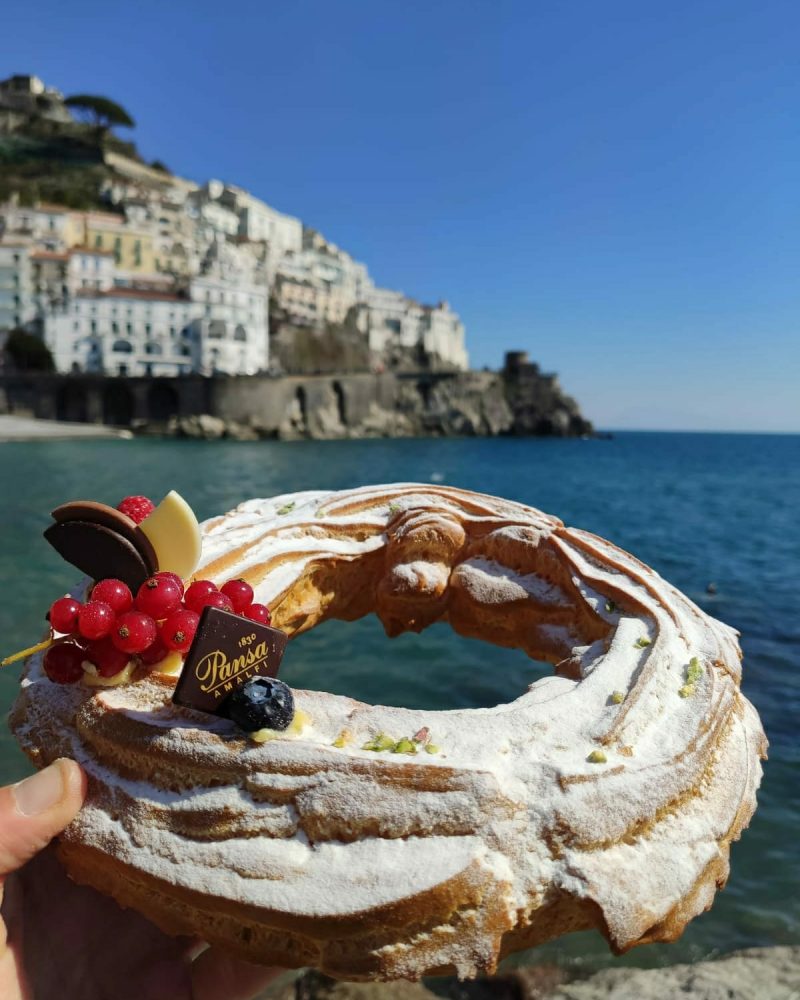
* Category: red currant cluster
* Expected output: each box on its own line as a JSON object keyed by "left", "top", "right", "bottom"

{"left": 43, "top": 574, "right": 270, "bottom": 685}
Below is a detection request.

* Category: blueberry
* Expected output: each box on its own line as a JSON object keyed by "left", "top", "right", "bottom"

{"left": 224, "top": 677, "right": 294, "bottom": 733}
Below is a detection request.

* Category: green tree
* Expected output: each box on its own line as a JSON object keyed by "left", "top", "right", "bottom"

{"left": 3, "top": 329, "right": 55, "bottom": 372}
{"left": 64, "top": 94, "right": 136, "bottom": 131}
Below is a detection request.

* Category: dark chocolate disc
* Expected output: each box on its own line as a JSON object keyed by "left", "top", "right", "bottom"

{"left": 50, "top": 501, "right": 157, "bottom": 576}
{"left": 44, "top": 520, "right": 151, "bottom": 592}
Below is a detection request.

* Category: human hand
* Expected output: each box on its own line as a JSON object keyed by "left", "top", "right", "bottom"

{"left": 0, "top": 759, "right": 285, "bottom": 1000}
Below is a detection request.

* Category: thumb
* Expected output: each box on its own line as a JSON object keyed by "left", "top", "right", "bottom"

{"left": 0, "top": 760, "right": 86, "bottom": 877}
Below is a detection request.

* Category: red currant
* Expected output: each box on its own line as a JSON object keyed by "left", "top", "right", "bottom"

{"left": 43, "top": 641, "right": 85, "bottom": 684}
{"left": 49, "top": 597, "right": 82, "bottom": 634}
{"left": 160, "top": 609, "right": 200, "bottom": 653}
{"left": 78, "top": 601, "right": 115, "bottom": 640}
{"left": 112, "top": 611, "right": 158, "bottom": 654}
{"left": 135, "top": 576, "right": 182, "bottom": 620}
{"left": 138, "top": 636, "right": 170, "bottom": 666}
{"left": 199, "top": 592, "right": 234, "bottom": 613}
{"left": 85, "top": 637, "right": 131, "bottom": 677}
{"left": 221, "top": 579, "right": 254, "bottom": 612}
{"left": 242, "top": 603, "right": 271, "bottom": 626}
{"left": 117, "top": 495, "right": 155, "bottom": 523}
{"left": 184, "top": 580, "right": 218, "bottom": 612}
{"left": 91, "top": 578, "right": 133, "bottom": 615}
{"left": 155, "top": 571, "right": 184, "bottom": 595}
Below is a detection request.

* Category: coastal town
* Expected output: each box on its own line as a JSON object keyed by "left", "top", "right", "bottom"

{"left": 0, "top": 73, "right": 468, "bottom": 380}
{"left": 0, "top": 73, "right": 591, "bottom": 441}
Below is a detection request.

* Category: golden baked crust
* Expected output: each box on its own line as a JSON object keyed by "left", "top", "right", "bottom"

{"left": 10, "top": 485, "right": 767, "bottom": 980}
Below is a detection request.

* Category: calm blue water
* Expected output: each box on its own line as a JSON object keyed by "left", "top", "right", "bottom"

{"left": 0, "top": 432, "right": 797, "bottom": 973}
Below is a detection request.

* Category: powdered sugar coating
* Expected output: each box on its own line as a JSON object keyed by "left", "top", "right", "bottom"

{"left": 11, "top": 484, "right": 766, "bottom": 978}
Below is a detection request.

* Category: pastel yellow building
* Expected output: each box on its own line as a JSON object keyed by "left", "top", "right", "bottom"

{"left": 79, "top": 211, "right": 156, "bottom": 274}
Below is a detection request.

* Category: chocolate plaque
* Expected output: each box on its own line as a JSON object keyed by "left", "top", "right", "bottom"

{"left": 172, "top": 606, "right": 287, "bottom": 715}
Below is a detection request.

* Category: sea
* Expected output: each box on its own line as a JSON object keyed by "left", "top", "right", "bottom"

{"left": 0, "top": 431, "right": 797, "bottom": 975}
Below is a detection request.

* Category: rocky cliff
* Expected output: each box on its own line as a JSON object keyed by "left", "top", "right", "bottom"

{"left": 167, "top": 361, "right": 593, "bottom": 441}
{"left": 0, "top": 355, "right": 593, "bottom": 440}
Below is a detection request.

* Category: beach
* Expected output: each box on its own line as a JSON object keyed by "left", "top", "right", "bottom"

{"left": 0, "top": 414, "right": 132, "bottom": 441}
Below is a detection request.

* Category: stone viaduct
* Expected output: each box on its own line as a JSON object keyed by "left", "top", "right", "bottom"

{"left": 0, "top": 370, "right": 455, "bottom": 435}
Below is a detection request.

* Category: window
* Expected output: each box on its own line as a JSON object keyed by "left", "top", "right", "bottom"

{"left": 126, "top": 323, "right": 133, "bottom": 335}
{"left": 94, "top": 235, "right": 102, "bottom": 249}
{"left": 145, "top": 324, "right": 151, "bottom": 336}
{"left": 112, "top": 321, "right": 119, "bottom": 334}
{"left": 112, "top": 340, "right": 133, "bottom": 353}
{"left": 90, "top": 321, "right": 97, "bottom": 334}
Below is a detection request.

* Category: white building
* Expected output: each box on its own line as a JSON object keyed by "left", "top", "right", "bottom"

{"left": 0, "top": 242, "right": 36, "bottom": 330}
{"left": 419, "top": 301, "right": 468, "bottom": 370}
{"left": 44, "top": 243, "right": 270, "bottom": 377}
{"left": 0, "top": 202, "right": 81, "bottom": 250}
{"left": 67, "top": 247, "right": 115, "bottom": 293}
{"left": 273, "top": 231, "right": 373, "bottom": 327}
{"left": 186, "top": 239, "right": 270, "bottom": 375}
{"left": 220, "top": 184, "right": 302, "bottom": 258}
{"left": 362, "top": 287, "right": 468, "bottom": 370}
{"left": 45, "top": 288, "right": 194, "bottom": 376}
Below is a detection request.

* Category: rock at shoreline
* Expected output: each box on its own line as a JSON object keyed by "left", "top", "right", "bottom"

{"left": 275, "top": 947, "right": 800, "bottom": 1000}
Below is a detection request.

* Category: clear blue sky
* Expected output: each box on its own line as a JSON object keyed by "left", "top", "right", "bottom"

{"left": 6, "top": 0, "right": 799, "bottom": 430}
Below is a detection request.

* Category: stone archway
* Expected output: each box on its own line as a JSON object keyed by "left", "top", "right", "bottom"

{"left": 295, "top": 385, "right": 307, "bottom": 427}
{"left": 102, "top": 382, "right": 134, "bottom": 427}
{"left": 56, "top": 381, "right": 89, "bottom": 423}
{"left": 146, "top": 381, "right": 180, "bottom": 422}
{"left": 332, "top": 381, "right": 347, "bottom": 426}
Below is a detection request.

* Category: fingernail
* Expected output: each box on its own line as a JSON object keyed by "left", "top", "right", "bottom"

{"left": 14, "top": 762, "right": 65, "bottom": 816}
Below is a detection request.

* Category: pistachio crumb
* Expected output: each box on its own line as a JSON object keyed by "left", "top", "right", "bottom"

{"left": 610, "top": 690, "right": 625, "bottom": 704}
{"left": 686, "top": 656, "right": 703, "bottom": 684}
{"left": 277, "top": 501, "right": 296, "bottom": 515}
{"left": 425, "top": 744, "right": 441, "bottom": 755}
{"left": 332, "top": 729, "right": 351, "bottom": 748}
{"left": 678, "top": 657, "right": 703, "bottom": 697}
{"left": 392, "top": 738, "right": 417, "bottom": 754}
{"left": 361, "top": 732, "right": 389, "bottom": 751}
{"left": 388, "top": 503, "right": 401, "bottom": 515}
{"left": 634, "top": 636, "right": 652, "bottom": 649}
{"left": 587, "top": 750, "right": 607, "bottom": 764}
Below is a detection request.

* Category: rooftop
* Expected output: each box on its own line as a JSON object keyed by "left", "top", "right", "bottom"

{"left": 76, "top": 286, "right": 187, "bottom": 302}
{"left": 31, "top": 250, "right": 68, "bottom": 261}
